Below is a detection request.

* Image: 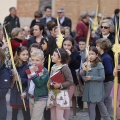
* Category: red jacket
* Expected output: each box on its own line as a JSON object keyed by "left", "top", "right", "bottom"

{"left": 76, "top": 20, "right": 89, "bottom": 42}
{"left": 11, "top": 38, "right": 27, "bottom": 55}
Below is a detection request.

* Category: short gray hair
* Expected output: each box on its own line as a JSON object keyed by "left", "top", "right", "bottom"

{"left": 80, "top": 12, "right": 89, "bottom": 19}
{"left": 100, "top": 19, "right": 115, "bottom": 33}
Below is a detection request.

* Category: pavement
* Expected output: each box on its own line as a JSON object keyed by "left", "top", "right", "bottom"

{"left": 6, "top": 91, "right": 89, "bottom": 120}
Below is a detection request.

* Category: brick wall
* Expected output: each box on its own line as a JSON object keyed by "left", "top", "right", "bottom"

{"left": 54, "top": 0, "right": 120, "bottom": 30}
{"left": 17, "top": 0, "right": 120, "bottom": 29}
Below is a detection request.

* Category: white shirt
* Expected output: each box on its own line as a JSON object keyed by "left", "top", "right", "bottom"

{"left": 102, "top": 33, "right": 110, "bottom": 39}
{"left": 46, "top": 17, "right": 52, "bottom": 23}
{"left": 60, "top": 16, "right": 65, "bottom": 24}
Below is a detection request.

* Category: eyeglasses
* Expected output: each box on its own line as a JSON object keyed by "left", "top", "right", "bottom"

{"left": 57, "top": 12, "right": 63, "bottom": 14}
{"left": 101, "top": 26, "right": 110, "bottom": 29}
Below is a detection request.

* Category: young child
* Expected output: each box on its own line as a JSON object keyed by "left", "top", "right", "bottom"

{"left": 82, "top": 46, "right": 111, "bottom": 120}
{"left": 111, "top": 56, "right": 120, "bottom": 119}
{"left": 62, "top": 36, "right": 81, "bottom": 120}
{"left": 96, "top": 38, "right": 114, "bottom": 119}
{"left": 0, "top": 48, "right": 12, "bottom": 120}
{"left": 27, "top": 49, "right": 49, "bottom": 120}
{"left": 29, "top": 43, "right": 40, "bottom": 54}
{"left": 47, "top": 48, "right": 73, "bottom": 120}
{"left": 10, "top": 46, "right": 30, "bottom": 120}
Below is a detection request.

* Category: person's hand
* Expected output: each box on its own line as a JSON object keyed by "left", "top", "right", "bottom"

{"left": 53, "top": 82, "right": 61, "bottom": 89}
{"left": 21, "top": 92, "right": 26, "bottom": 100}
{"left": 29, "top": 66, "right": 36, "bottom": 73}
{"left": 66, "top": 49, "right": 71, "bottom": 55}
{"left": 2, "top": 44, "right": 8, "bottom": 49}
{"left": 85, "top": 76, "right": 91, "bottom": 81}
{"left": 113, "top": 68, "right": 118, "bottom": 77}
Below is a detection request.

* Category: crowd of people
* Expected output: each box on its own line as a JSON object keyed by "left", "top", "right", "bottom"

{"left": 0, "top": 5, "right": 120, "bottom": 120}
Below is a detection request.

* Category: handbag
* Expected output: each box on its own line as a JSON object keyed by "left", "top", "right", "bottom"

{"left": 74, "top": 70, "right": 83, "bottom": 97}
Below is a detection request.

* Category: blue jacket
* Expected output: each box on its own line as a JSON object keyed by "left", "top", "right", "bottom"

{"left": 10, "top": 62, "right": 29, "bottom": 107}
{"left": 0, "top": 63, "right": 12, "bottom": 98}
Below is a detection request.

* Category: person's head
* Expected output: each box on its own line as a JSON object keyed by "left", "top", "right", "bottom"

{"left": 22, "top": 26, "right": 30, "bottom": 37}
{"left": 62, "top": 36, "right": 76, "bottom": 52}
{"left": 9, "top": 7, "right": 17, "bottom": 16}
{"left": 100, "top": 19, "right": 114, "bottom": 35}
{"left": 11, "top": 27, "right": 24, "bottom": 40}
{"left": 0, "top": 48, "right": 6, "bottom": 65}
{"left": 97, "top": 13, "right": 103, "bottom": 22}
{"left": 34, "top": 10, "right": 42, "bottom": 20}
{"left": 89, "top": 46, "right": 101, "bottom": 67}
{"left": 96, "top": 38, "right": 112, "bottom": 54}
{"left": 44, "top": 6, "right": 52, "bottom": 18}
{"left": 29, "top": 43, "right": 40, "bottom": 54}
{"left": 64, "top": 27, "right": 71, "bottom": 37}
{"left": 114, "top": 9, "right": 120, "bottom": 16}
{"left": 80, "top": 12, "right": 89, "bottom": 23}
{"left": 78, "top": 37, "right": 86, "bottom": 51}
{"left": 14, "top": 46, "right": 29, "bottom": 67}
{"left": 31, "top": 49, "right": 44, "bottom": 66}
{"left": 57, "top": 8, "right": 65, "bottom": 19}
{"left": 0, "top": 26, "right": 3, "bottom": 41}
{"left": 89, "top": 11, "right": 96, "bottom": 19}
{"left": 52, "top": 48, "right": 70, "bottom": 65}
{"left": 41, "top": 36, "right": 57, "bottom": 55}
{"left": 33, "top": 23, "right": 46, "bottom": 37}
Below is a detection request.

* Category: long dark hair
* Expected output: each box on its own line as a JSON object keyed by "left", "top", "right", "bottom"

{"left": 62, "top": 36, "right": 77, "bottom": 52}
{"left": 0, "top": 48, "right": 6, "bottom": 65}
{"left": 14, "top": 46, "right": 29, "bottom": 67}
{"left": 89, "top": 46, "right": 101, "bottom": 67}
{"left": 41, "top": 36, "right": 57, "bottom": 56}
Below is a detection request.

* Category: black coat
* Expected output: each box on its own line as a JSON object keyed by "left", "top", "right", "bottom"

{"left": 59, "top": 17, "right": 72, "bottom": 29}
{"left": 30, "top": 19, "right": 41, "bottom": 28}
{"left": 40, "top": 17, "right": 57, "bottom": 26}
{"left": 4, "top": 15, "right": 20, "bottom": 37}
{"left": 10, "top": 62, "right": 29, "bottom": 107}
{"left": 68, "top": 51, "right": 81, "bottom": 85}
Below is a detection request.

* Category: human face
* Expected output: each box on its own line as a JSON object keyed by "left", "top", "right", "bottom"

{"left": 30, "top": 47, "right": 39, "bottom": 54}
{"left": 101, "top": 22, "right": 110, "bottom": 35}
{"left": 16, "top": 31, "right": 24, "bottom": 40}
{"left": 79, "top": 41, "right": 86, "bottom": 51}
{"left": 45, "top": 8, "right": 52, "bottom": 17}
{"left": 57, "top": 12, "right": 64, "bottom": 19}
{"left": 31, "top": 56, "right": 43, "bottom": 66}
{"left": 10, "top": 8, "right": 17, "bottom": 16}
{"left": 33, "top": 25, "right": 41, "bottom": 37}
{"left": 51, "top": 51, "right": 61, "bottom": 64}
{"left": 41, "top": 40, "right": 47, "bottom": 51}
{"left": 65, "top": 29, "right": 70, "bottom": 37}
{"left": 89, "top": 50, "right": 98, "bottom": 62}
{"left": 19, "top": 50, "right": 29, "bottom": 62}
{"left": 96, "top": 45, "right": 103, "bottom": 54}
{"left": 63, "top": 40, "right": 72, "bottom": 51}
{"left": 23, "top": 26, "right": 30, "bottom": 36}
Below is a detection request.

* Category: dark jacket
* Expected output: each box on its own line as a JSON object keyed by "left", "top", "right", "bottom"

{"left": 59, "top": 17, "right": 72, "bottom": 29}
{"left": 0, "top": 63, "right": 12, "bottom": 120}
{"left": 30, "top": 19, "right": 41, "bottom": 28}
{"left": 11, "top": 38, "right": 27, "bottom": 55}
{"left": 101, "top": 53, "right": 114, "bottom": 83}
{"left": 68, "top": 51, "right": 81, "bottom": 85}
{"left": 40, "top": 17, "right": 57, "bottom": 26}
{"left": 4, "top": 15, "right": 20, "bottom": 37}
{"left": 10, "top": 62, "right": 29, "bottom": 108}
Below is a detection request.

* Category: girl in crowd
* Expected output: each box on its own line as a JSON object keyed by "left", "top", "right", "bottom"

{"left": 41, "top": 36, "right": 58, "bottom": 69}
{"left": 62, "top": 36, "right": 81, "bottom": 120}
{"left": 0, "top": 48, "right": 12, "bottom": 120}
{"left": 27, "top": 23, "right": 46, "bottom": 48}
{"left": 11, "top": 28, "right": 27, "bottom": 55}
{"left": 82, "top": 46, "right": 111, "bottom": 120}
{"left": 10, "top": 46, "right": 30, "bottom": 120}
{"left": 47, "top": 48, "right": 73, "bottom": 120}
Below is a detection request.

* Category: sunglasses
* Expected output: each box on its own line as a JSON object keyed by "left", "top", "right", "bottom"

{"left": 101, "top": 26, "right": 110, "bottom": 29}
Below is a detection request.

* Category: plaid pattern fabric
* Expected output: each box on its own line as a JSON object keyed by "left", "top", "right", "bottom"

{"left": 26, "top": 64, "right": 44, "bottom": 80}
